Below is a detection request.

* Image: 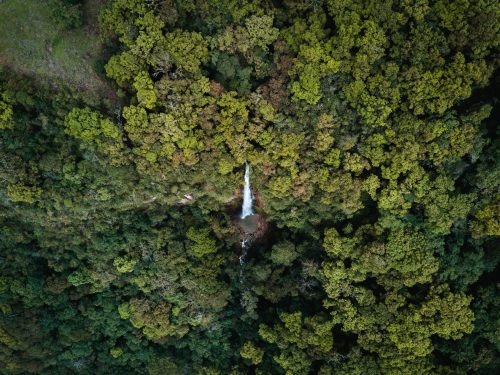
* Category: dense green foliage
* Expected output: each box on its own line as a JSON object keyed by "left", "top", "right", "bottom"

{"left": 0, "top": 0, "right": 499, "bottom": 374}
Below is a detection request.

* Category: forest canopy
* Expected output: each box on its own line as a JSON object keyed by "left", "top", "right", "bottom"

{"left": 0, "top": 0, "right": 499, "bottom": 374}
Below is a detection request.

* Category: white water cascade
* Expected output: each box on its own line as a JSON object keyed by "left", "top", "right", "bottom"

{"left": 239, "top": 163, "right": 254, "bottom": 273}
{"left": 240, "top": 162, "right": 254, "bottom": 219}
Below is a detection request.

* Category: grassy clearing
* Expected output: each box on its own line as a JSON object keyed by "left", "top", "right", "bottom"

{"left": 0, "top": 0, "right": 116, "bottom": 102}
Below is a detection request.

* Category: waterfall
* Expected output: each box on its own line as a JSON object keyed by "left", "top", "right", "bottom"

{"left": 240, "top": 162, "right": 254, "bottom": 219}
{"left": 239, "top": 163, "right": 254, "bottom": 274}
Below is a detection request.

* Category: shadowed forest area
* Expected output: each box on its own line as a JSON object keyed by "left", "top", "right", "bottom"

{"left": 0, "top": 0, "right": 499, "bottom": 374}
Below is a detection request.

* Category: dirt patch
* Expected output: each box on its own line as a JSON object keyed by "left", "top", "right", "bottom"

{"left": 0, "top": 0, "right": 118, "bottom": 105}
